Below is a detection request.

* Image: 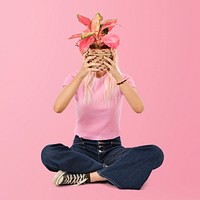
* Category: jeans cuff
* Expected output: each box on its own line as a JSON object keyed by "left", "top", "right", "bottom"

{"left": 97, "top": 169, "right": 122, "bottom": 189}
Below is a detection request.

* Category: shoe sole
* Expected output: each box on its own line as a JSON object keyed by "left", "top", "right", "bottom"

{"left": 53, "top": 170, "right": 66, "bottom": 186}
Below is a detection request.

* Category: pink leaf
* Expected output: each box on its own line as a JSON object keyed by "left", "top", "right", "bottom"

{"left": 102, "top": 34, "right": 120, "bottom": 49}
{"left": 75, "top": 39, "right": 81, "bottom": 46}
{"left": 77, "top": 14, "right": 91, "bottom": 27}
{"left": 91, "top": 13, "right": 103, "bottom": 34}
{"left": 82, "top": 32, "right": 94, "bottom": 39}
{"left": 100, "top": 19, "right": 117, "bottom": 32}
{"left": 81, "top": 27, "right": 94, "bottom": 39}
{"left": 79, "top": 36, "right": 95, "bottom": 54}
{"left": 107, "top": 25, "right": 116, "bottom": 32}
{"left": 68, "top": 33, "right": 82, "bottom": 39}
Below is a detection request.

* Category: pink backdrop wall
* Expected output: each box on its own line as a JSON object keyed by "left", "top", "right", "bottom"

{"left": 1, "top": 0, "right": 200, "bottom": 199}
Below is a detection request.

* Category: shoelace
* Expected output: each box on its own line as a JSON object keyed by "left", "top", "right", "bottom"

{"left": 62, "top": 173, "right": 88, "bottom": 186}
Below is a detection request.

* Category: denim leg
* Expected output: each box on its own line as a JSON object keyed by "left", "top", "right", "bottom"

{"left": 98, "top": 144, "right": 164, "bottom": 190}
{"left": 41, "top": 143, "right": 104, "bottom": 173}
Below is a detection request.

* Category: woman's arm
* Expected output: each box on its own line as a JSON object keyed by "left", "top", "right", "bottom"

{"left": 103, "top": 50, "right": 144, "bottom": 113}
{"left": 53, "top": 55, "right": 100, "bottom": 113}
{"left": 53, "top": 72, "right": 84, "bottom": 113}
{"left": 115, "top": 74, "right": 144, "bottom": 113}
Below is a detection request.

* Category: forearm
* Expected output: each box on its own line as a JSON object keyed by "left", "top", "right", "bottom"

{"left": 115, "top": 74, "right": 144, "bottom": 113}
{"left": 53, "top": 72, "right": 84, "bottom": 113}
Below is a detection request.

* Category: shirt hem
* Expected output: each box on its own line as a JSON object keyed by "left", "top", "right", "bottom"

{"left": 74, "top": 130, "right": 121, "bottom": 140}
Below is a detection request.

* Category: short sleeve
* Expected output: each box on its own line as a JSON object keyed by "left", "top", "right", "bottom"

{"left": 122, "top": 73, "right": 137, "bottom": 88}
{"left": 62, "top": 71, "right": 79, "bottom": 87}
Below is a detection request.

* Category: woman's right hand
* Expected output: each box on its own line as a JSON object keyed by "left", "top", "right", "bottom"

{"left": 77, "top": 54, "right": 101, "bottom": 79}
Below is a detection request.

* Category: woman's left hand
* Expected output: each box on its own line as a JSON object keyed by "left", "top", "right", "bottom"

{"left": 103, "top": 49, "right": 123, "bottom": 82}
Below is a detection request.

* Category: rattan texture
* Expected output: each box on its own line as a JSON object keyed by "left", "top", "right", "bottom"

{"left": 85, "top": 48, "right": 113, "bottom": 70}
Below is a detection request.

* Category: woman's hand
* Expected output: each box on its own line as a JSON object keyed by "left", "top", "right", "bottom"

{"left": 103, "top": 49, "right": 144, "bottom": 113}
{"left": 78, "top": 54, "right": 100, "bottom": 79}
{"left": 103, "top": 49, "right": 123, "bottom": 82}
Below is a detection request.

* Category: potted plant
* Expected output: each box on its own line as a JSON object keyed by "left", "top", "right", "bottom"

{"left": 68, "top": 13, "right": 120, "bottom": 68}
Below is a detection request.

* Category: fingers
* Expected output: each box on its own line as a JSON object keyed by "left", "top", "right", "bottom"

{"left": 111, "top": 49, "right": 117, "bottom": 61}
{"left": 103, "top": 60, "right": 111, "bottom": 70}
{"left": 84, "top": 55, "right": 96, "bottom": 63}
{"left": 82, "top": 53, "right": 116, "bottom": 74}
{"left": 98, "top": 65, "right": 109, "bottom": 71}
{"left": 90, "top": 68, "right": 100, "bottom": 72}
{"left": 82, "top": 52, "right": 87, "bottom": 60}
{"left": 87, "top": 62, "right": 101, "bottom": 68}
{"left": 103, "top": 56, "right": 115, "bottom": 71}
{"left": 103, "top": 56, "right": 115, "bottom": 66}
{"left": 89, "top": 63, "right": 108, "bottom": 72}
{"left": 83, "top": 56, "right": 101, "bottom": 70}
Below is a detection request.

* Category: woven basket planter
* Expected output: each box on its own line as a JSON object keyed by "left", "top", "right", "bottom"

{"left": 85, "top": 47, "right": 113, "bottom": 70}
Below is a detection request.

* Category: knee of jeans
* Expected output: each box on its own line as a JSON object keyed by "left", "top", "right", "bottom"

{"left": 41, "top": 143, "right": 61, "bottom": 164}
{"left": 150, "top": 145, "right": 164, "bottom": 166}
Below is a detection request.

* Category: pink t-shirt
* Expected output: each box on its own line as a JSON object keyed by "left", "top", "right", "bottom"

{"left": 62, "top": 71, "right": 136, "bottom": 140}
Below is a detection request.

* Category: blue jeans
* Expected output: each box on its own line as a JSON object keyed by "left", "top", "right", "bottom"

{"left": 41, "top": 135, "right": 164, "bottom": 189}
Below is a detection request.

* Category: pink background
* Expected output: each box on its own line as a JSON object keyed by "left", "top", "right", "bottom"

{"left": 0, "top": 0, "right": 200, "bottom": 199}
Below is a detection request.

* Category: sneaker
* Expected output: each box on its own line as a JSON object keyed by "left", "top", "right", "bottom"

{"left": 53, "top": 170, "right": 89, "bottom": 186}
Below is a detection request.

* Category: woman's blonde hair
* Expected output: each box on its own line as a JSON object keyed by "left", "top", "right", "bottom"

{"left": 82, "top": 48, "right": 121, "bottom": 104}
